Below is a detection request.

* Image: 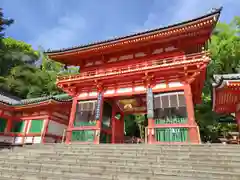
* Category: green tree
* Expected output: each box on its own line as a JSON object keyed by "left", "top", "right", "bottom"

{"left": 134, "top": 114, "right": 147, "bottom": 139}
{"left": 0, "top": 64, "right": 61, "bottom": 98}
{"left": 0, "top": 38, "right": 39, "bottom": 76}
{"left": 195, "top": 16, "right": 240, "bottom": 142}
{"left": 0, "top": 8, "right": 14, "bottom": 44}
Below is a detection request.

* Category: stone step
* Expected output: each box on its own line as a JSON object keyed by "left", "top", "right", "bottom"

{"left": 11, "top": 145, "right": 239, "bottom": 151}
{"left": 0, "top": 169, "right": 225, "bottom": 180}
{"left": 9, "top": 146, "right": 240, "bottom": 154}
{"left": 17, "top": 145, "right": 240, "bottom": 151}
{"left": 26, "top": 144, "right": 239, "bottom": 147}
{"left": 3, "top": 155, "right": 240, "bottom": 165}
{"left": 4, "top": 151, "right": 240, "bottom": 161}
{"left": 2, "top": 159, "right": 240, "bottom": 173}
{"left": 0, "top": 163, "right": 239, "bottom": 180}
{"left": 4, "top": 154, "right": 240, "bottom": 164}
{"left": 4, "top": 151, "right": 240, "bottom": 160}
{"left": 2, "top": 156, "right": 240, "bottom": 170}
{"left": 11, "top": 147, "right": 240, "bottom": 153}
{"left": 6, "top": 146, "right": 240, "bottom": 154}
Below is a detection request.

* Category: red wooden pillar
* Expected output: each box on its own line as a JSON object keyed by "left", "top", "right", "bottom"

{"left": 184, "top": 84, "right": 200, "bottom": 144}
{"left": 5, "top": 118, "right": 12, "bottom": 132}
{"left": 148, "top": 118, "right": 154, "bottom": 144}
{"left": 119, "top": 110, "right": 125, "bottom": 143}
{"left": 146, "top": 78, "right": 155, "bottom": 144}
{"left": 94, "top": 85, "right": 104, "bottom": 144}
{"left": 111, "top": 102, "right": 116, "bottom": 144}
{"left": 235, "top": 112, "right": 240, "bottom": 140}
{"left": 22, "top": 119, "right": 30, "bottom": 144}
{"left": 41, "top": 116, "right": 50, "bottom": 144}
{"left": 66, "top": 96, "right": 78, "bottom": 144}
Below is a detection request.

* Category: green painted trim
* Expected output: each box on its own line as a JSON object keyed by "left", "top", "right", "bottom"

{"left": 155, "top": 117, "right": 187, "bottom": 124}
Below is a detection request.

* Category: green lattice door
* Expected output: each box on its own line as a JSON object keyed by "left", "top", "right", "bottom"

{"left": 71, "top": 130, "right": 95, "bottom": 142}
{"left": 155, "top": 128, "right": 188, "bottom": 142}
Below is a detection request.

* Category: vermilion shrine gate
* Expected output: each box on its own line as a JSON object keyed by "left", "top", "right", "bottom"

{"left": 45, "top": 9, "right": 221, "bottom": 144}
{"left": 212, "top": 74, "right": 240, "bottom": 142}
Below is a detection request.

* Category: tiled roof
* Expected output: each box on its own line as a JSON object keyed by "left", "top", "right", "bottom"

{"left": 212, "top": 74, "right": 240, "bottom": 88}
{"left": 45, "top": 7, "right": 222, "bottom": 54}
{"left": 0, "top": 89, "right": 21, "bottom": 105}
{"left": 0, "top": 93, "right": 72, "bottom": 106}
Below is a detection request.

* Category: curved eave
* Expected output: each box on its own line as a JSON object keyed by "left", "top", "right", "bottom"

{"left": 0, "top": 99, "right": 72, "bottom": 110}
{"left": 45, "top": 8, "right": 222, "bottom": 62}
{"left": 212, "top": 74, "right": 240, "bottom": 89}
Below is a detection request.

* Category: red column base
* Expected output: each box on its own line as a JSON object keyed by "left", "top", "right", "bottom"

{"left": 147, "top": 118, "right": 154, "bottom": 144}
{"left": 189, "top": 126, "right": 201, "bottom": 144}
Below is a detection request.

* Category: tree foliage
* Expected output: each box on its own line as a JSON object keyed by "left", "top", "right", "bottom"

{"left": 195, "top": 16, "right": 240, "bottom": 142}
{"left": 0, "top": 8, "right": 78, "bottom": 98}
{"left": 0, "top": 8, "right": 14, "bottom": 43}
{"left": 0, "top": 38, "right": 39, "bottom": 76}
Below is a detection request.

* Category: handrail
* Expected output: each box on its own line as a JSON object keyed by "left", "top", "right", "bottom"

{"left": 57, "top": 52, "right": 208, "bottom": 82}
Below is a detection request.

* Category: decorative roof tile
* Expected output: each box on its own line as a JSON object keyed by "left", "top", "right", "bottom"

{"left": 0, "top": 88, "right": 21, "bottom": 105}
{"left": 212, "top": 74, "right": 240, "bottom": 88}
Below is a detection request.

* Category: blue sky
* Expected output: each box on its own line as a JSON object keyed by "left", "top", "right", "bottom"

{"left": 1, "top": 0, "right": 239, "bottom": 50}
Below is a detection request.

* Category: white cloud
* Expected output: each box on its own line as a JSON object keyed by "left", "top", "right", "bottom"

{"left": 141, "top": 0, "right": 239, "bottom": 31}
{"left": 29, "top": 13, "right": 86, "bottom": 50}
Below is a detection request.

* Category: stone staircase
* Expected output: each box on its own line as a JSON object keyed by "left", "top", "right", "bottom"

{"left": 0, "top": 144, "right": 239, "bottom": 180}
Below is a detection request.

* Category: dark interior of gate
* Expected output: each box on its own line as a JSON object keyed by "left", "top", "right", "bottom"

{"left": 71, "top": 91, "right": 188, "bottom": 144}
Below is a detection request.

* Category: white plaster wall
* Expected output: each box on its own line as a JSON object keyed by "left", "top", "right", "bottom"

{"left": 24, "top": 136, "right": 34, "bottom": 144}
{"left": 14, "top": 137, "right": 23, "bottom": 144}
{"left": 47, "top": 120, "right": 67, "bottom": 137}
{"left": 19, "top": 136, "right": 42, "bottom": 144}
{"left": 0, "top": 136, "right": 42, "bottom": 144}
{"left": 33, "top": 136, "right": 42, "bottom": 143}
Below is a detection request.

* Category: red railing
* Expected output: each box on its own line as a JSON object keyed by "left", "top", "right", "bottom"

{"left": 57, "top": 52, "right": 209, "bottom": 82}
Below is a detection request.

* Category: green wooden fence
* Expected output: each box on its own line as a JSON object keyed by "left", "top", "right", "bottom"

{"left": 155, "top": 128, "right": 188, "bottom": 142}
{"left": 154, "top": 118, "right": 188, "bottom": 142}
